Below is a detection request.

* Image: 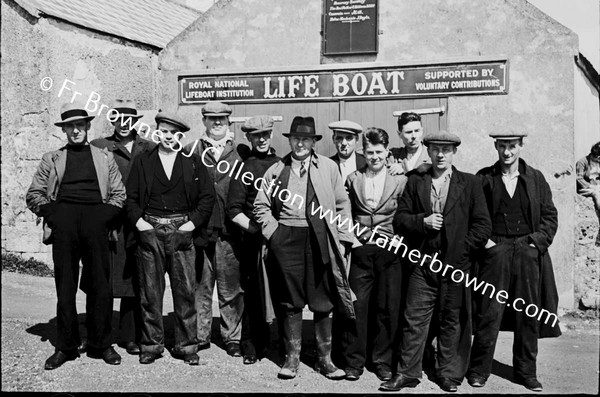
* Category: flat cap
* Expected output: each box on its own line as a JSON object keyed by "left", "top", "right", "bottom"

{"left": 241, "top": 115, "right": 274, "bottom": 134}
{"left": 328, "top": 120, "right": 363, "bottom": 135}
{"left": 489, "top": 131, "right": 528, "bottom": 140}
{"left": 201, "top": 101, "right": 232, "bottom": 117}
{"left": 155, "top": 111, "right": 190, "bottom": 132}
{"left": 423, "top": 130, "right": 461, "bottom": 147}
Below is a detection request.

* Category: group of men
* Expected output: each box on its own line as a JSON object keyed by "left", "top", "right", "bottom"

{"left": 26, "top": 99, "right": 560, "bottom": 393}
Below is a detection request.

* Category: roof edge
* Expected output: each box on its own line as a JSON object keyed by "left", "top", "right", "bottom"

{"left": 576, "top": 53, "right": 600, "bottom": 93}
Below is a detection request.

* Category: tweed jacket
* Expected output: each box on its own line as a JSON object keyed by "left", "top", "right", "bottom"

{"left": 345, "top": 167, "right": 407, "bottom": 243}
{"left": 26, "top": 144, "right": 126, "bottom": 215}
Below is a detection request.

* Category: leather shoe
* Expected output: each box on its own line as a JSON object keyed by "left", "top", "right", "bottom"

{"left": 226, "top": 343, "right": 242, "bottom": 357}
{"left": 124, "top": 341, "right": 140, "bottom": 355}
{"left": 519, "top": 377, "right": 543, "bottom": 392}
{"left": 183, "top": 353, "right": 199, "bottom": 365}
{"left": 468, "top": 375, "right": 486, "bottom": 388}
{"left": 379, "top": 374, "right": 419, "bottom": 391}
{"left": 101, "top": 347, "right": 121, "bottom": 365}
{"left": 439, "top": 377, "right": 458, "bottom": 392}
{"left": 375, "top": 365, "right": 393, "bottom": 381}
{"left": 344, "top": 367, "right": 362, "bottom": 381}
{"left": 139, "top": 352, "right": 160, "bottom": 364}
{"left": 243, "top": 354, "right": 258, "bottom": 365}
{"left": 44, "top": 350, "right": 78, "bottom": 370}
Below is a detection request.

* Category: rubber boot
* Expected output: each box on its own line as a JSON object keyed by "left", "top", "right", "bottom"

{"left": 278, "top": 312, "right": 302, "bottom": 379}
{"left": 314, "top": 312, "right": 346, "bottom": 380}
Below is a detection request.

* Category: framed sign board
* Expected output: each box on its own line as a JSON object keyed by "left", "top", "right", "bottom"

{"left": 322, "top": 0, "right": 378, "bottom": 55}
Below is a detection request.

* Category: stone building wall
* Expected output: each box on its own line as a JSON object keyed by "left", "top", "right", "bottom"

{"left": 159, "top": 0, "right": 579, "bottom": 308}
{"left": 1, "top": 0, "right": 159, "bottom": 264}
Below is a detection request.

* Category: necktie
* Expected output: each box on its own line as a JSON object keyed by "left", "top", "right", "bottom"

{"left": 300, "top": 161, "right": 306, "bottom": 177}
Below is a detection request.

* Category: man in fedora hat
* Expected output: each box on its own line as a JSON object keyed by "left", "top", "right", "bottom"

{"left": 185, "top": 101, "right": 247, "bottom": 357}
{"left": 381, "top": 131, "right": 491, "bottom": 393}
{"left": 468, "top": 131, "right": 560, "bottom": 392}
{"left": 26, "top": 101, "right": 127, "bottom": 369}
{"left": 126, "top": 110, "right": 214, "bottom": 365}
{"left": 87, "top": 99, "right": 155, "bottom": 356}
{"left": 226, "top": 115, "right": 281, "bottom": 364}
{"left": 328, "top": 120, "right": 366, "bottom": 183}
{"left": 254, "top": 116, "right": 355, "bottom": 380}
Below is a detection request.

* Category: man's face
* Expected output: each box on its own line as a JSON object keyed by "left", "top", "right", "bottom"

{"left": 494, "top": 139, "right": 523, "bottom": 167}
{"left": 333, "top": 131, "right": 358, "bottom": 159}
{"left": 246, "top": 130, "right": 272, "bottom": 153}
{"left": 427, "top": 144, "right": 456, "bottom": 172}
{"left": 157, "top": 121, "right": 181, "bottom": 152}
{"left": 399, "top": 121, "right": 424, "bottom": 151}
{"left": 62, "top": 120, "right": 90, "bottom": 145}
{"left": 289, "top": 136, "right": 316, "bottom": 161}
{"left": 203, "top": 115, "right": 229, "bottom": 140}
{"left": 364, "top": 141, "right": 388, "bottom": 173}
{"left": 112, "top": 116, "right": 136, "bottom": 139}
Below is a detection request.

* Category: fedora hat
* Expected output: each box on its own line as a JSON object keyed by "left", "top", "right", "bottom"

{"left": 283, "top": 116, "right": 322, "bottom": 141}
{"left": 54, "top": 101, "right": 95, "bottom": 126}
{"left": 110, "top": 99, "right": 144, "bottom": 120}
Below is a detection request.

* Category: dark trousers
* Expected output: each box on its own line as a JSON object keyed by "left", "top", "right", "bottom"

{"left": 397, "top": 265, "right": 466, "bottom": 381}
{"left": 342, "top": 244, "right": 402, "bottom": 371}
{"left": 136, "top": 217, "right": 198, "bottom": 355}
{"left": 240, "top": 233, "right": 270, "bottom": 355}
{"left": 470, "top": 236, "right": 541, "bottom": 379}
{"left": 195, "top": 234, "right": 244, "bottom": 345}
{"left": 112, "top": 231, "right": 141, "bottom": 344}
{"left": 268, "top": 225, "right": 333, "bottom": 315}
{"left": 50, "top": 202, "right": 113, "bottom": 352}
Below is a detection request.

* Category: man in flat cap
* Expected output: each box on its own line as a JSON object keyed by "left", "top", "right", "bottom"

{"left": 226, "top": 115, "right": 281, "bottom": 364}
{"left": 388, "top": 112, "right": 431, "bottom": 176}
{"left": 184, "top": 101, "right": 246, "bottom": 357}
{"left": 381, "top": 131, "right": 491, "bottom": 393}
{"left": 26, "top": 101, "right": 126, "bottom": 369}
{"left": 329, "top": 120, "right": 366, "bottom": 183}
{"left": 89, "top": 99, "right": 155, "bottom": 355}
{"left": 126, "top": 110, "right": 214, "bottom": 365}
{"left": 468, "top": 131, "right": 560, "bottom": 392}
{"left": 341, "top": 127, "right": 407, "bottom": 382}
{"left": 254, "top": 116, "right": 354, "bottom": 380}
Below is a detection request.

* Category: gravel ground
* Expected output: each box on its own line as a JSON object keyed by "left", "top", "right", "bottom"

{"left": 1, "top": 271, "right": 598, "bottom": 394}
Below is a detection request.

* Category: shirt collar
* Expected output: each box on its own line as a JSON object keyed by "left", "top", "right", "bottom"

{"left": 339, "top": 151, "right": 356, "bottom": 165}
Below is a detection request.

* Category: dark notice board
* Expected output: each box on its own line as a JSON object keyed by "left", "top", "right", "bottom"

{"left": 323, "top": 0, "right": 378, "bottom": 55}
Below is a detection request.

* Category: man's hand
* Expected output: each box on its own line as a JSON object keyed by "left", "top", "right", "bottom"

{"left": 387, "top": 163, "right": 405, "bottom": 176}
{"left": 136, "top": 218, "right": 154, "bottom": 231}
{"left": 247, "top": 221, "right": 260, "bottom": 234}
{"left": 423, "top": 213, "right": 444, "bottom": 231}
{"left": 178, "top": 221, "right": 195, "bottom": 232}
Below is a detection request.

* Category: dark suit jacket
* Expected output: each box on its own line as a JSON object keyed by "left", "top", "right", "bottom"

{"left": 330, "top": 152, "right": 367, "bottom": 174}
{"left": 394, "top": 165, "right": 491, "bottom": 381}
{"left": 394, "top": 166, "right": 491, "bottom": 270}
{"left": 91, "top": 133, "right": 156, "bottom": 184}
{"left": 126, "top": 146, "right": 215, "bottom": 245}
